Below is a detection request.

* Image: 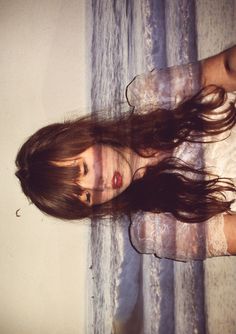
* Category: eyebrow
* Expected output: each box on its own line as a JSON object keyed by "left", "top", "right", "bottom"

{"left": 71, "top": 159, "right": 82, "bottom": 175}
{"left": 77, "top": 164, "right": 81, "bottom": 175}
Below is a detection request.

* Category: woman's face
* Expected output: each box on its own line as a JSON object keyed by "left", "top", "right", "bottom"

{"left": 58, "top": 145, "right": 134, "bottom": 205}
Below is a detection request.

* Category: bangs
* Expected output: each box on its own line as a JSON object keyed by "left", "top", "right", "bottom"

{"left": 28, "top": 162, "right": 81, "bottom": 196}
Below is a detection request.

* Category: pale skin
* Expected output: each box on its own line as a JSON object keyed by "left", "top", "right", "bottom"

{"left": 201, "top": 45, "right": 236, "bottom": 92}
{"left": 58, "top": 46, "right": 236, "bottom": 255}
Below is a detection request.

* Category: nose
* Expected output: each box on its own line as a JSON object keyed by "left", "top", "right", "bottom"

{"left": 96, "top": 176, "right": 105, "bottom": 190}
{"left": 94, "top": 163, "right": 105, "bottom": 191}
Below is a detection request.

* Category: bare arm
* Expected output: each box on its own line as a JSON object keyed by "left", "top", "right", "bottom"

{"left": 203, "top": 47, "right": 236, "bottom": 253}
{"left": 201, "top": 45, "right": 236, "bottom": 91}
{"left": 223, "top": 214, "right": 236, "bottom": 254}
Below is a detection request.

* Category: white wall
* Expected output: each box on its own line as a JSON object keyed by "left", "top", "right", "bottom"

{"left": 0, "top": 1, "right": 90, "bottom": 333}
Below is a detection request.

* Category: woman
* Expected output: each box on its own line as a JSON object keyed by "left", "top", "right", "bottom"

{"left": 15, "top": 46, "right": 236, "bottom": 261}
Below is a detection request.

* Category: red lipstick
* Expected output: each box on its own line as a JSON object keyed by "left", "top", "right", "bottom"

{"left": 112, "top": 171, "right": 123, "bottom": 189}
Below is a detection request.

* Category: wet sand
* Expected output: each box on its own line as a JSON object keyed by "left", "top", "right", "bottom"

{"left": 113, "top": 257, "right": 144, "bottom": 334}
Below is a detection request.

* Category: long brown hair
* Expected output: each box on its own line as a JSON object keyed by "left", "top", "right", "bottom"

{"left": 15, "top": 86, "right": 236, "bottom": 222}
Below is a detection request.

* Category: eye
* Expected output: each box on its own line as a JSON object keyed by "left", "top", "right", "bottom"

{"left": 85, "top": 192, "right": 91, "bottom": 204}
{"left": 83, "top": 162, "right": 88, "bottom": 175}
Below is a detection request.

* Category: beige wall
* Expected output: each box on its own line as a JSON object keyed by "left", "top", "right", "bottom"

{"left": 0, "top": 1, "right": 90, "bottom": 333}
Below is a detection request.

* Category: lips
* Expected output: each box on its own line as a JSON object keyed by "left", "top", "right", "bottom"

{"left": 112, "top": 171, "right": 123, "bottom": 189}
